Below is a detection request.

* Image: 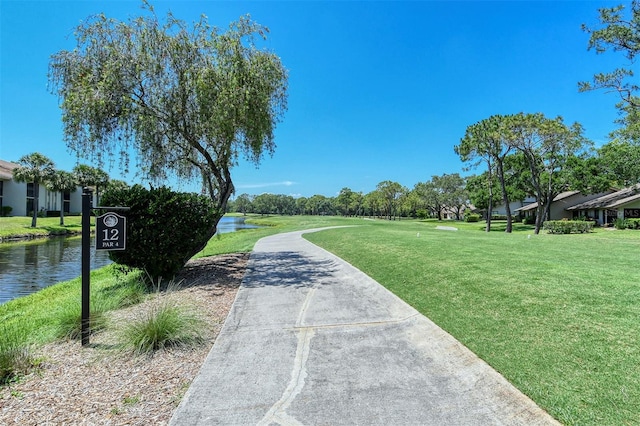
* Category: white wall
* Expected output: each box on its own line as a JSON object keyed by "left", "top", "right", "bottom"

{"left": 1, "top": 179, "right": 87, "bottom": 217}
{"left": 3, "top": 180, "right": 28, "bottom": 216}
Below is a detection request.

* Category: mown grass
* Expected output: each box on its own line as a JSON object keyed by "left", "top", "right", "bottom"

{"left": 5, "top": 214, "right": 638, "bottom": 425}
{"left": 0, "top": 265, "right": 146, "bottom": 345}
{"left": 194, "top": 214, "right": 363, "bottom": 257}
{"left": 0, "top": 215, "right": 356, "bottom": 381}
{"left": 305, "top": 220, "right": 640, "bottom": 426}
{"left": 0, "top": 216, "right": 85, "bottom": 239}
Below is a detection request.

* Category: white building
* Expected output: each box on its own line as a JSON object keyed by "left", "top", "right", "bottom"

{"left": 0, "top": 159, "right": 87, "bottom": 217}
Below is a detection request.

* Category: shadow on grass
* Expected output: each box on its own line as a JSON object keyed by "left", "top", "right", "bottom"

{"left": 479, "top": 221, "right": 537, "bottom": 232}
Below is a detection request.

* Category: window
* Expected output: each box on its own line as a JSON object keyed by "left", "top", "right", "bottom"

{"left": 63, "top": 191, "right": 71, "bottom": 213}
{"left": 26, "top": 183, "right": 34, "bottom": 215}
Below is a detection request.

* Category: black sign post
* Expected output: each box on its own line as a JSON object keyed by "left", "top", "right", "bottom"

{"left": 81, "top": 188, "right": 92, "bottom": 346}
{"left": 80, "top": 193, "right": 129, "bottom": 347}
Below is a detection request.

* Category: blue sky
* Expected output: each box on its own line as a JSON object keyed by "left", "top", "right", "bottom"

{"left": 0, "top": 1, "right": 627, "bottom": 198}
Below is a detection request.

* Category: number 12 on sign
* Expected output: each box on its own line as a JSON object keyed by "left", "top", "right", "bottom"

{"left": 96, "top": 212, "right": 127, "bottom": 251}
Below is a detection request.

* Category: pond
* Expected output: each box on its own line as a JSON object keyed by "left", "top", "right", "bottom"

{"left": 0, "top": 215, "right": 259, "bottom": 304}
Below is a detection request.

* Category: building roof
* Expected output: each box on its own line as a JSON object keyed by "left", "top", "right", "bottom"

{"left": 0, "top": 159, "right": 19, "bottom": 180}
{"left": 513, "top": 191, "right": 581, "bottom": 212}
{"left": 567, "top": 184, "right": 640, "bottom": 211}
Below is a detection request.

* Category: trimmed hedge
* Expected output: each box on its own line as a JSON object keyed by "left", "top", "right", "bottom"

{"left": 101, "top": 185, "right": 221, "bottom": 282}
{"left": 614, "top": 218, "right": 640, "bottom": 229}
{"left": 543, "top": 220, "right": 594, "bottom": 234}
{"left": 464, "top": 214, "right": 480, "bottom": 222}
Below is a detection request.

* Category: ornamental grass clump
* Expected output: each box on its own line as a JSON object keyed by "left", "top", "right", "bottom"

{"left": 120, "top": 298, "right": 205, "bottom": 355}
{"left": 54, "top": 300, "right": 108, "bottom": 341}
{"left": 0, "top": 325, "right": 38, "bottom": 384}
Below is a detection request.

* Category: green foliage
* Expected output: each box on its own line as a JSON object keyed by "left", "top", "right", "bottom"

{"left": 464, "top": 213, "right": 480, "bottom": 222}
{"left": 54, "top": 284, "right": 130, "bottom": 340}
{"left": 101, "top": 185, "right": 221, "bottom": 282}
{"left": 416, "top": 209, "right": 429, "bottom": 219}
{"left": 49, "top": 7, "right": 288, "bottom": 215}
{"left": 523, "top": 215, "right": 536, "bottom": 225}
{"left": 1, "top": 206, "right": 12, "bottom": 217}
{"left": 0, "top": 325, "right": 37, "bottom": 384}
{"left": 413, "top": 174, "right": 468, "bottom": 221}
{"left": 119, "top": 299, "right": 204, "bottom": 354}
{"left": 581, "top": 2, "right": 640, "bottom": 141}
{"left": 614, "top": 217, "right": 640, "bottom": 229}
{"left": 615, "top": 218, "right": 628, "bottom": 229}
{"left": 604, "top": 140, "right": 640, "bottom": 185}
{"left": 0, "top": 264, "right": 145, "bottom": 356}
{"left": 12, "top": 152, "right": 56, "bottom": 228}
{"left": 543, "top": 220, "right": 594, "bottom": 234}
{"left": 55, "top": 302, "right": 107, "bottom": 341}
{"left": 464, "top": 173, "right": 503, "bottom": 212}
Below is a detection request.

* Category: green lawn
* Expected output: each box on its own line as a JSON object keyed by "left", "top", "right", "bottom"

{"left": 194, "top": 214, "right": 363, "bottom": 257}
{"left": 0, "top": 265, "right": 144, "bottom": 344}
{"left": 3, "top": 215, "right": 639, "bottom": 424}
{"left": 305, "top": 220, "right": 640, "bottom": 426}
{"left": 0, "top": 215, "right": 360, "bottom": 345}
{"left": 0, "top": 216, "right": 85, "bottom": 239}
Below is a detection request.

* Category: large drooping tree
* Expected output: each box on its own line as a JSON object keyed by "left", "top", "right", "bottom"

{"left": 45, "top": 170, "right": 78, "bottom": 225}
{"left": 49, "top": 5, "right": 288, "bottom": 237}
{"left": 12, "top": 153, "right": 56, "bottom": 227}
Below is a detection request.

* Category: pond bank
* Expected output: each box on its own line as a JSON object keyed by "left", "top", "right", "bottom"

{"left": 0, "top": 229, "right": 83, "bottom": 243}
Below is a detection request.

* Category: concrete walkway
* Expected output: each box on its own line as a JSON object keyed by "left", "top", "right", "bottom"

{"left": 170, "top": 228, "right": 560, "bottom": 425}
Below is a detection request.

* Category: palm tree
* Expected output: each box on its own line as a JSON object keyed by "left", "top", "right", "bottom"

{"left": 46, "top": 170, "right": 78, "bottom": 225}
{"left": 73, "top": 164, "right": 109, "bottom": 206}
{"left": 12, "top": 153, "right": 55, "bottom": 227}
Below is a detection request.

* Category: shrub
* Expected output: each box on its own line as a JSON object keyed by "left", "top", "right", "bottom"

{"left": 628, "top": 218, "right": 640, "bottom": 229}
{"left": 464, "top": 213, "right": 480, "bottom": 222}
{"left": 55, "top": 300, "right": 107, "bottom": 340}
{"left": 119, "top": 299, "right": 204, "bottom": 354}
{"left": 0, "top": 325, "right": 37, "bottom": 384}
{"left": 523, "top": 216, "right": 536, "bottom": 225}
{"left": 489, "top": 215, "right": 517, "bottom": 221}
{"left": 101, "top": 185, "right": 221, "bottom": 283}
{"left": 416, "top": 209, "right": 429, "bottom": 220}
{"left": 1, "top": 206, "right": 12, "bottom": 217}
{"left": 543, "top": 220, "right": 594, "bottom": 234}
{"left": 614, "top": 218, "right": 629, "bottom": 230}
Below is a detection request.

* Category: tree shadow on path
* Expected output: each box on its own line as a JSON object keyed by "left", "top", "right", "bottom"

{"left": 242, "top": 251, "right": 340, "bottom": 289}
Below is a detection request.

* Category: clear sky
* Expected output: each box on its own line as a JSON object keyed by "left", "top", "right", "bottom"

{"left": 0, "top": 0, "right": 627, "bottom": 198}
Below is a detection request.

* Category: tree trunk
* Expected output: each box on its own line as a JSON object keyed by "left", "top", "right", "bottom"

{"left": 486, "top": 163, "right": 493, "bottom": 232}
{"left": 31, "top": 182, "right": 39, "bottom": 228}
{"left": 496, "top": 160, "right": 512, "bottom": 233}
{"left": 535, "top": 201, "right": 545, "bottom": 234}
{"left": 59, "top": 192, "right": 65, "bottom": 226}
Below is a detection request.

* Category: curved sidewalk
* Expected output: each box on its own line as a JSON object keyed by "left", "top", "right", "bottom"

{"left": 170, "top": 228, "right": 560, "bottom": 425}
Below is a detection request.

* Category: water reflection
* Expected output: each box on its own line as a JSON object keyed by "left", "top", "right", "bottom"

{"left": 0, "top": 236, "right": 111, "bottom": 304}
{"left": 215, "top": 216, "right": 260, "bottom": 234}
{"left": 0, "top": 215, "right": 260, "bottom": 304}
